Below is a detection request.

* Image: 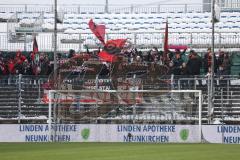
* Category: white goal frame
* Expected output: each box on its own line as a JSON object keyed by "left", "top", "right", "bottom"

{"left": 48, "top": 89, "right": 202, "bottom": 142}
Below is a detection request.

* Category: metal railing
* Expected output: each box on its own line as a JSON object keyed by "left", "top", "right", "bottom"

{"left": 0, "top": 75, "right": 240, "bottom": 124}
{"left": 0, "top": 3, "right": 205, "bottom": 14}
{"left": 1, "top": 32, "right": 240, "bottom": 52}
{"left": 0, "top": 1, "right": 239, "bottom": 14}
{"left": 0, "top": 76, "right": 49, "bottom": 122}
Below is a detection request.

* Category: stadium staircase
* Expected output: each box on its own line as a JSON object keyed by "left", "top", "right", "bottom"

{"left": 194, "top": 79, "right": 240, "bottom": 124}
{"left": 0, "top": 76, "right": 48, "bottom": 124}
{"left": 213, "top": 83, "right": 240, "bottom": 124}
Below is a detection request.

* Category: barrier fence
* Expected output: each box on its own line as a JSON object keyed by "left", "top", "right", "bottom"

{"left": 0, "top": 3, "right": 207, "bottom": 14}
{"left": 0, "top": 1, "right": 239, "bottom": 14}
{"left": 1, "top": 32, "right": 240, "bottom": 52}
{"left": 0, "top": 74, "right": 240, "bottom": 124}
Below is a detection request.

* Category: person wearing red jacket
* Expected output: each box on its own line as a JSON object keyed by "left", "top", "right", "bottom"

{"left": 14, "top": 51, "right": 26, "bottom": 74}
{"left": 15, "top": 51, "right": 26, "bottom": 65}
{"left": 8, "top": 59, "right": 15, "bottom": 74}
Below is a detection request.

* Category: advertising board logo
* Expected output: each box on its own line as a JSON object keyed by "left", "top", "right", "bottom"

{"left": 81, "top": 128, "right": 90, "bottom": 140}
{"left": 180, "top": 129, "right": 189, "bottom": 141}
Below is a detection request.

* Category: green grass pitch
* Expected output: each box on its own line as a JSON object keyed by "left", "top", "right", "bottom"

{"left": 0, "top": 143, "right": 240, "bottom": 160}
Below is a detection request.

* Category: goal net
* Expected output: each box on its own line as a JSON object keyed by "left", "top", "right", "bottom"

{"left": 47, "top": 89, "right": 202, "bottom": 142}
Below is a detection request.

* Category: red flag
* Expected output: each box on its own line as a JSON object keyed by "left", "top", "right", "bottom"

{"left": 164, "top": 20, "right": 168, "bottom": 54}
{"left": 30, "top": 36, "right": 38, "bottom": 61}
{"left": 98, "top": 51, "right": 118, "bottom": 62}
{"left": 98, "top": 39, "right": 127, "bottom": 62}
{"left": 163, "top": 20, "right": 168, "bottom": 62}
{"left": 88, "top": 19, "right": 106, "bottom": 45}
{"left": 31, "top": 36, "right": 39, "bottom": 61}
{"left": 105, "top": 39, "right": 127, "bottom": 48}
{"left": 33, "top": 36, "right": 38, "bottom": 53}
{"left": 168, "top": 45, "right": 188, "bottom": 50}
{"left": 104, "top": 39, "right": 127, "bottom": 54}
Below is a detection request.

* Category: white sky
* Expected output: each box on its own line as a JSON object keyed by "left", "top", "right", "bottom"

{"left": 1, "top": 0, "right": 201, "bottom": 5}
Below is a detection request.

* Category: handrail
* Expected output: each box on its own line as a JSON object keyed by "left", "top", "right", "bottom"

{"left": 0, "top": 3, "right": 225, "bottom": 14}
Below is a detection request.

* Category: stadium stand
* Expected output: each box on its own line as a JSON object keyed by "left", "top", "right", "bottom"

{"left": 0, "top": 2, "right": 240, "bottom": 125}
{"left": 0, "top": 8, "right": 240, "bottom": 51}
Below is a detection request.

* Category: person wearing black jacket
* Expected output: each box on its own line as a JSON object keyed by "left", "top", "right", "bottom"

{"left": 172, "top": 52, "right": 184, "bottom": 75}
{"left": 187, "top": 50, "right": 202, "bottom": 75}
{"left": 187, "top": 50, "right": 202, "bottom": 86}
{"left": 217, "top": 51, "right": 231, "bottom": 86}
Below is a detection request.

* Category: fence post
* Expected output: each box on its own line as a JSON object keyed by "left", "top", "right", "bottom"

{"left": 52, "top": 33, "right": 54, "bottom": 51}
{"left": 38, "top": 79, "right": 41, "bottom": 103}
{"left": 131, "top": 4, "right": 134, "bottom": 13}
{"left": 171, "top": 74, "right": 174, "bottom": 90}
{"left": 221, "top": 88, "right": 224, "bottom": 124}
{"left": 184, "top": 4, "right": 188, "bottom": 13}
{"left": 24, "top": 32, "right": 27, "bottom": 51}
{"left": 95, "top": 74, "right": 98, "bottom": 89}
{"left": 219, "top": 33, "right": 221, "bottom": 49}
{"left": 79, "top": 33, "right": 82, "bottom": 52}
{"left": 18, "top": 74, "right": 22, "bottom": 124}
{"left": 170, "top": 74, "right": 174, "bottom": 124}
{"left": 194, "top": 76, "right": 197, "bottom": 102}
{"left": 227, "top": 79, "right": 230, "bottom": 103}
{"left": 134, "top": 33, "right": 137, "bottom": 47}
{"left": 133, "top": 74, "right": 136, "bottom": 124}
{"left": 178, "top": 79, "right": 181, "bottom": 90}
{"left": 52, "top": 4, "right": 54, "bottom": 12}
{"left": 157, "top": 4, "right": 161, "bottom": 13}
{"left": 207, "top": 74, "right": 212, "bottom": 124}
{"left": 78, "top": 5, "right": 80, "bottom": 14}
{"left": 48, "top": 91, "right": 52, "bottom": 142}
{"left": 190, "top": 33, "right": 193, "bottom": 49}
{"left": 161, "top": 33, "right": 165, "bottom": 51}
{"left": 25, "top": 4, "right": 27, "bottom": 13}
{"left": 194, "top": 76, "right": 197, "bottom": 90}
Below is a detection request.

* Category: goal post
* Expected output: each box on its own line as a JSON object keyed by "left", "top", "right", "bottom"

{"left": 48, "top": 89, "right": 202, "bottom": 142}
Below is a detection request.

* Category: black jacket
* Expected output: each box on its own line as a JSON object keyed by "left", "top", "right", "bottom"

{"left": 187, "top": 57, "right": 202, "bottom": 75}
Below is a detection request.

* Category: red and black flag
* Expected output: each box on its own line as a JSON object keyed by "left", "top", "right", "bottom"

{"left": 98, "top": 39, "right": 127, "bottom": 63}
{"left": 33, "top": 36, "right": 38, "bottom": 54}
{"left": 88, "top": 19, "right": 106, "bottom": 45}
{"left": 31, "top": 36, "right": 39, "bottom": 62}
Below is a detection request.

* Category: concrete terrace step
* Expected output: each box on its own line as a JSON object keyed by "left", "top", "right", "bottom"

{"left": 0, "top": 90, "right": 18, "bottom": 94}
{"left": 214, "top": 99, "right": 240, "bottom": 103}
{"left": 0, "top": 95, "right": 42, "bottom": 99}
{"left": 0, "top": 98, "right": 40, "bottom": 102}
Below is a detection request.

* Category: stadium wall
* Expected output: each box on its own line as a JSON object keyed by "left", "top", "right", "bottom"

{"left": 0, "top": 124, "right": 239, "bottom": 144}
